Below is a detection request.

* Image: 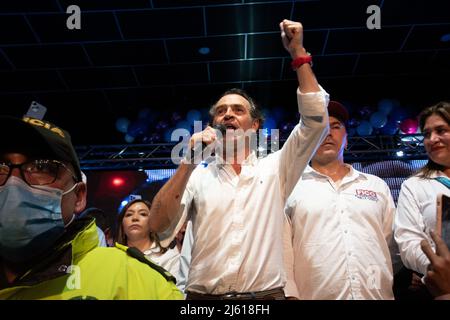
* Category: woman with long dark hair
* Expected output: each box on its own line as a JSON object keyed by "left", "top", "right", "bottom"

{"left": 395, "top": 102, "right": 450, "bottom": 284}
{"left": 116, "top": 199, "right": 180, "bottom": 279}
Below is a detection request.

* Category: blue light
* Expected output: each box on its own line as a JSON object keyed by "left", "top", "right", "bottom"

{"left": 198, "top": 47, "right": 210, "bottom": 55}
{"left": 261, "top": 128, "right": 269, "bottom": 137}
{"left": 124, "top": 134, "right": 135, "bottom": 143}
{"left": 121, "top": 200, "right": 128, "bottom": 207}
{"left": 440, "top": 34, "right": 450, "bottom": 42}
{"left": 396, "top": 151, "right": 404, "bottom": 157}
{"left": 145, "top": 169, "right": 176, "bottom": 182}
{"left": 263, "top": 117, "right": 277, "bottom": 131}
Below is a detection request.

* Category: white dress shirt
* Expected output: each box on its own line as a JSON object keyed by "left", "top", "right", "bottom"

{"left": 161, "top": 88, "right": 329, "bottom": 295}
{"left": 144, "top": 244, "right": 181, "bottom": 283}
{"left": 285, "top": 165, "right": 395, "bottom": 300}
{"left": 177, "top": 220, "right": 193, "bottom": 295}
{"left": 394, "top": 171, "right": 450, "bottom": 276}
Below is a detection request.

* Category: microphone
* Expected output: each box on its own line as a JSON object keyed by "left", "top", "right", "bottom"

{"left": 211, "top": 123, "right": 227, "bottom": 138}
{"left": 187, "top": 124, "right": 227, "bottom": 163}
{"left": 200, "top": 123, "right": 226, "bottom": 149}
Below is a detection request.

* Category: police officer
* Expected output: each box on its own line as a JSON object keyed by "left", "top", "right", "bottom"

{"left": 0, "top": 116, "right": 183, "bottom": 300}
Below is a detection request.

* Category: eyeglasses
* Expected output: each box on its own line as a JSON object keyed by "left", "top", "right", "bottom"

{"left": 0, "top": 159, "right": 77, "bottom": 187}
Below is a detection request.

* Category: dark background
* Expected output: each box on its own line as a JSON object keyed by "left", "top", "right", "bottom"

{"left": 1, "top": 0, "right": 449, "bottom": 145}
{"left": 84, "top": 170, "right": 148, "bottom": 215}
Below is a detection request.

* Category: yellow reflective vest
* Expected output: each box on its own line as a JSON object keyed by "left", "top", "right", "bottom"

{"left": 0, "top": 218, "right": 183, "bottom": 300}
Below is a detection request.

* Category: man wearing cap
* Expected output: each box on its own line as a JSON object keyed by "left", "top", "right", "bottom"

{"left": 283, "top": 101, "right": 396, "bottom": 299}
{"left": 0, "top": 116, "right": 183, "bottom": 300}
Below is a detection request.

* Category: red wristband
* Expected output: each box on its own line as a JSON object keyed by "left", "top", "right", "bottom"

{"left": 291, "top": 54, "right": 313, "bottom": 70}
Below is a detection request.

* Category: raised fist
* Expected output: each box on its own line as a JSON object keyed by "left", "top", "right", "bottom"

{"left": 280, "top": 19, "right": 305, "bottom": 58}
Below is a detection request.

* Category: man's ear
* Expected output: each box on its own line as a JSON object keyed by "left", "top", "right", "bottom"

{"left": 74, "top": 182, "right": 87, "bottom": 214}
{"left": 252, "top": 119, "right": 260, "bottom": 131}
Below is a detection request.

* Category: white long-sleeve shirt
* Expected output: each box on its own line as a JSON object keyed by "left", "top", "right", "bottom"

{"left": 285, "top": 165, "right": 395, "bottom": 300}
{"left": 144, "top": 244, "right": 181, "bottom": 283}
{"left": 394, "top": 171, "right": 450, "bottom": 276}
{"left": 177, "top": 220, "right": 193, "bottom": 295}
{"left": 160, "top": 88, "right": 329, "bottom": 295}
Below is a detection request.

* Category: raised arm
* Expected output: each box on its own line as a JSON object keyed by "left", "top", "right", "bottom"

{"left": 278, "top": 19, "right": 329, "bottom": 201}
{"left": 280, "top": 19, "right": 320, "bottom": 93}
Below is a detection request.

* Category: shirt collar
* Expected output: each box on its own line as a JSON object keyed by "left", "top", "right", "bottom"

{"left": 214, "top": 150, "right": 258, "bottom": 168}
{"left": 428, "top": 170, "right": 450, "bottom": 179}
{"left": 304, "top": 163, "right": 366, "bottom": 182}
{"left": 143, "top": 242, "right": 159, "bottom": 256}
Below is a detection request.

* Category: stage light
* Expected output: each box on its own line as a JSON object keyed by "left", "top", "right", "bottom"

{"left": 441, "top": 34, "right": 450, "bottom": 42}
{"left": 112, "top": 177, "right": 125, "bottom": 187}
{"left": 145, "top": 169, "right": 176, "bottom": 182}
{"left": 121, "top": 200, "right": 128, "bottom": 207}
{"left": 396, "top": 151, "right": 404, "bottom": 157}
{"left": 198, "top": 47, "right": 210, "bottom": 55}
{"left": 401, "top": 136, "right": 415, "bottom": 142}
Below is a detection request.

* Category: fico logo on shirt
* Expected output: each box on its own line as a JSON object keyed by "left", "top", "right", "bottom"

{"left": 355, "top": 189, "right": 378, "bottom": 202}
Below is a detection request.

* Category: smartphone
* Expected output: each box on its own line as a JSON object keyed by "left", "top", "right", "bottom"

{"left": 25, "top": 101, "right": 47, "bottom": 120}
{"left": 436, "top": 193, "right": 450, "bottom": 248}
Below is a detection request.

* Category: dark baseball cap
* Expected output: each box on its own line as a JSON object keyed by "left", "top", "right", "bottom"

{"left": 0, "top": 116, "right": 82, "bottom": 181}
{"left": 328, "top": 101, "right": 349, "bottom": 126}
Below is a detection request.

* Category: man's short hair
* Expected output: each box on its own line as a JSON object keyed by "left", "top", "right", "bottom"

{"left": 208, "top": 88, "right": 265, "bottom": 128}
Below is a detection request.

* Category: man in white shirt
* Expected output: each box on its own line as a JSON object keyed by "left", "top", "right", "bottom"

{"left": 284, "top": 101, "right": 396, "bottom": 300}
{"left": 149, "top": 19, "right": 330, "bottom": 299}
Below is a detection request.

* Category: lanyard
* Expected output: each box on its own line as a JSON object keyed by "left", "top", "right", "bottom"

{"left": 434, "top": 176, "right": 450, "bottom": 189}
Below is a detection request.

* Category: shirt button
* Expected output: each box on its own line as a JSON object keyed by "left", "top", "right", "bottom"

{"left": 344, "top": 230, "right": 348, "bottom": 234}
